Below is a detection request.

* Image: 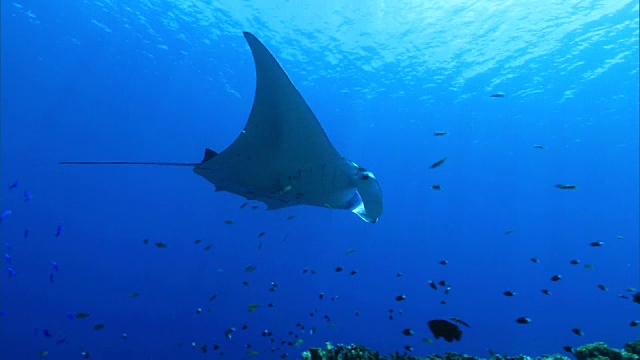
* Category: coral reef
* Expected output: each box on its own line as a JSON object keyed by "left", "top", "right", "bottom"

{"left": 302, "top": 340, "right": 640, "bottom": 360}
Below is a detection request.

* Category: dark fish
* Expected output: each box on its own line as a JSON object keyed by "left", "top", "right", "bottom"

{"left": 551, "top": 274, "right": 562, "bottom": 281}
{"left": 428, "top": 281, "right": 437, "bottom": 290}
{"left": 8, "top": 181, "right": 18, "bottom": 189}
{"left": 193, "top": 239, "right": 202, "bottom": 244}
{"left": 43, "top": 329, "right": 53, "bottom": 338}
{"left": 55, "top": 225, "right": 63, "bottom": 238}
{"left": 634, "top": 292, "right": 640, "bottom": 304}
{"left": 438, "top": 280, "right": 448, "bottom": 287}
{"left": 503, "top": 291, "right": 516, "bottom": 296}
{"left": 427, "top": 319, "right": 462, "bottom": 342}
{"left": 92, "top": 323, "right": 104, "bottom": 331}
{"left": 240, "top": 202, "right": 248, "bottom": 208}
{"left": 350, "top": 269, "right": 358, "bottom": 275}
{"left": 569, "top": 259, "right": 580, "bottom": 265}
{"left": 154, "top": 242, "right": 167, "bottom": 248}
{"left": 531, "top": 258, "right": 540, "bottom": 264}
{"left": 504, "top": 229, "right": 514, "bottom": 235}
{"left": 555, "top": 184, "right": 577, "bottom": 190}
{"left": 431, "top": 184, "right": 441, "bottom": 190}
{"left": 563, "top": 345, "right": 574, "bottom": 353}
{"left": 630, "top": 321, "right": 639, "bottom": 327}
{"left": 396, "top": 272, "right": 403, "bottom": 278}
{"left": 395, "top": 295, "right": 406, "bottom": 301}
{"left": 257, "top": 232, "right": 266, "bottom": 237}
{"left": 402, "top": 329, "right": 414, "bottom": 336}
{"left": 439, "top": 260, "right": 448, "bottom": 265}
{"left": 589, "top": 241, "right": 604, "bottom": 247}
{"left": 143, "top": 239, "right": 149, "bottom": 245}
{"left": 404, "top": 345, "right": 413, "bottom": 352}
{"left": 49, "top": 273, "right": 54, "bottom": 283}
{"left": 597, "top": 284, "right": 607, "bottom": 291}
{"left": 75, "top": 313, "right": 90, "bottom": 319}
{"left": 335, "top": 266, "right": 343, "bottom": 272}
{"left": 24, "top": 229, "right": 29, "bottom": 239}
{"left": 287, "top": 215, "right": 295, "bottom": 220}
{"left": 533, "top": 145, "right": 545, "bottom": 149}
{"left": 244, "top": 265, "right": 257, "bottom": 272}
{"left": 516, "top": 317, "right": 531, "bottom": 324}
{"left": 571, "top": 328, "right": 583, "bottom": 336}
{"left": 224, "top": 219, "right": 233, "bottom": 224}
{"left": 490, "top": 93, "right": 505, "bottom": 98}
{"left": 449, "top": 317, "right": 471, "bottom": 328}
{"left": 203, "top": 245, "right": 212, "bottom": 252}
{"left": 201, "top": 344, "right": 207, "bottom": 353}
{"left": 618, "top": 294, "right": 629, "bottom": 299}
{"left": 242, "top": 281, "right": 249, "bottom": 286}
{"left": 209, "top": 294, "right": 217, "bottom": 302}
{"left": 318, "top": 293, "right": 324, "bottom": 300}
{"left": 541, "top": 289, "right": 551, "bottom": 295}
{"left": 433, "top": 131, "right": 448, "bottom": 136}
{"left": 430, "top": 157, "right": 448, "bottom": 169}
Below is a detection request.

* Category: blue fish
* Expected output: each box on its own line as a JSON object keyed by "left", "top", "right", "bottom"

{"left": 43, "top": 329, "right": 53, "bottom": 338}
{"left": 8, "top": 181, "right": 18, "bottom": 190}
{"left": 51, "top": 261, "right": 59, "bottom": 271}
{"left": 6, "top": 267, "right": 16, "bottom": 278}
{"left": 23, "top": 190, "right": 32, "bottom": 202}
{"left": 4, "top": 254, "right": 11, "bottom": 264}
{"left": 0, "top": 210, "right": 12, "bottom": 223}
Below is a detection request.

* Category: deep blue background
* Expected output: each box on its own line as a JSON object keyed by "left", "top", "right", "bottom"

{"left": 1, "top": 1, "right": 638, "bottom": 359}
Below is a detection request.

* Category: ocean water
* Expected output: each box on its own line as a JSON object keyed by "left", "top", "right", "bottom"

{"left": 1, "top": 1, "right": 638, "bottom": 359}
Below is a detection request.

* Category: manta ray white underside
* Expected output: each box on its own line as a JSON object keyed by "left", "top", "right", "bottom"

{"left": 61, "top": 32, "right": 383, "bottom": 223}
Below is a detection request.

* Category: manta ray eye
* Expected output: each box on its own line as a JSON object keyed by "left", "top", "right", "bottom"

{"left": 359, "top": 173, "right": 370, "bottom": 180}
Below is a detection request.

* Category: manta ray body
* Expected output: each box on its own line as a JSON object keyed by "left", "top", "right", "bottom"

{"left": 61, "top": 32, "right": 383, "bottom": 223}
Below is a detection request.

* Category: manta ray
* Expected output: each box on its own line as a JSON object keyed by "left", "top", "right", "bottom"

{"left": 61, "top": 32, "right": 383, "bottom": 223}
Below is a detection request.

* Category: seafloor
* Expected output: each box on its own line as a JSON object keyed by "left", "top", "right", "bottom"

{"left": 302, "top": 339, "right": 640, "bottom": 360}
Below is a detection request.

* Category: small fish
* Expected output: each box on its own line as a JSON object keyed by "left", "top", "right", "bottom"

{"left": 569, "top": 259, "right": 580, "bottom": 265}
{"left": 9, "top": 181, "right": 19, "bottom": 189}
{"left": 618, "top": 294, "right": 629, "bottom": 299}
{"left": 7, "top": 267, "right": 16, "bottom": 278}
{"left": 92, "top": 323, "right": 105, "bottom": 331}
{"left": 4, "top": 254, "right": 11, "bottom": 264}
{"left": 583, "top": 264, "right": 595, "bottom": 269}
{"left": 247, "top": 304, "right": 260, "bottom": 312}
{"left": 43, "top": 329, "right": 53, "bottom": 338}
{"left": 541, "top": 289, "right": 551, "bottom": 295}
{"left": 562, "top": 345, "right": 574, "bottom": 353}
{"left": 503, "top": 291, "right": 516, "bottom": 297}
{"left": 287, "top": 215, "right": 295, "bottom": 220}
{"left": 49, "top": 273, "right": 54, "bottom": 283}
{"left": 616, "top": 235, "right": 624, "bottom": 239}
{"left": 530, "top": 257, "right": 540, "bottom": 264}
{"left": 128, "top": 292, "right": 140, "bottom": 298}
{"left": 81, "top": 351, "right": 90, "bottom": 358}
{"left": 439, "top": 260, "right": 448, "bottom": 265}
{"left": 551, "top": 274, "right": 562, "bottom": 281}
{"left": 225, "top": 327, "right": 236, "bottom": 339}
{"left": 449, "top": 317, "right": 471, "bottom": 328}
{"left": 597, "top": 284, "right": 608, "bottom": 291}
{"left": 242, "top": 281, "right": 250, "bottom": 286}
{"left": 51, "top": 262, "right": 59, "bottom": 271}
{"left": 0, "top": 210, "right": 13, "bottom": 222}
{"left": 24, "top": 229, "right": 29, "bottom": 239}
{"left": 143, "top": 239, "right": 149, "bottom": 245}
{"left": 75, "top": 312, "right": 90, "bottom": 319}
{"left": 350, "top": 269, "right": 358, "bottom": 275}
{"left": 208, "top": 294, "right": 217, "bottom": 302}
{"left": 533, "top": 144, "right": 545, "bottom": 149}
{"left": 490, "top": 92, "right": 505, "bottom": 98}
{"left": 121, "top": 333, "right": 127, "bottom": 339}
{"left": 319, "top": 293, "right": 324, "bottom": 300}
{"left": 244, "top": 265, "right": 257, "bottom": 272}
{"left": 240, "top": 202, "right": 248, "bottom": 208}
{"left": 438, "top": 280, "right": 448, "bottom": 287}
{"left": 422, "top": 338, "right": 433, "bottom": 344}
{"left": 344, "top": 249, "right": 358, "bottom": 254}
{"left": 404, "top": 345, "right": 413, "bottom": 352}
{"left": 257, "top": 232, "right": 266, "bottom": 237}
{"left": 589, "top": 241, "right": 604, "bottom": 247}
{"left": 395, "top": 272, "right": 403, "bottom": 278}
{"left": 571, "top": 328, "right": 583, "bottom": 336}
{"left": 38, "top": 351, "right": 49, "bottom": 357}
{"left": 428, "top": 281, "right": 437, "bottom": 290}
{"left": 195, "top": 308, "right": 202, "bottom": 314}
{"left": 630, "top": 321, "right": 639, "bottom": 327}
{"left": 555, "top": 184, "right": 577, "bottom": 190}
{"left": 431, "top": 184, "right": 441, "bottom": 190}
{"left": 433, "top": 131, "right": 448, "bottom": 136}
{"left": 516, "top": 317, "right": 531, "bottom": 324}
{"left": 224, "top": 219, "right": 233, "bottom": 224}
{"left": 154, "top": 242, "right": 167, "bottom": 248}
{"left": 193, "top": 239, "right": 202, "bottom": 244}
{"left": 395, "top": 295, "right": 406, "bottom": 301}
{"left": 24, "top": 190, "right": 32, "bottom": 202}
{"left": 429, "top": 157, "right": 448, "bottom": 169}
{"left": 335, "top": 266, "right": 343, "bottom": 272}
{"left": 55, "top": 225, "right": 63, "bottom": 238}
{"left": 203, "top": 245, "right": 212, "bottom": 252}
{"left": 504, "top": 229, "right": 514, "bottom": 235}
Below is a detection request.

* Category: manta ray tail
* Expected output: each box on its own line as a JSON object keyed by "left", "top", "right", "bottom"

{"left": 59, "top": 148, "right": 218, "bottom": 167}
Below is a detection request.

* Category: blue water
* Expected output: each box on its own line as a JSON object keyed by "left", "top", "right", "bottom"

{"left": 1, "top": 1, "right": 638, "bottom": 359}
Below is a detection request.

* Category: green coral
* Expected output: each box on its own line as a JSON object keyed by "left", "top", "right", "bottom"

{"left": 573, "top": 341, "right": 639, "bottom": 360}
{"left": 625, "top": 340, "right": 640, "bottom": 356}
